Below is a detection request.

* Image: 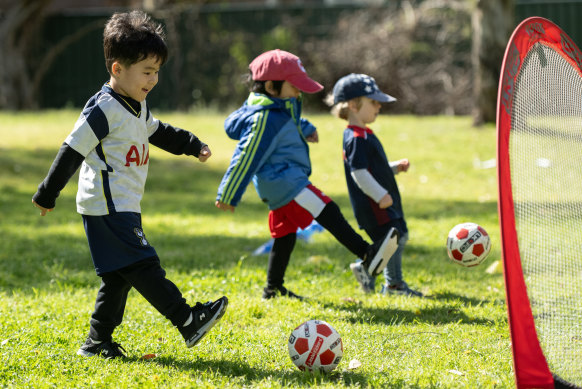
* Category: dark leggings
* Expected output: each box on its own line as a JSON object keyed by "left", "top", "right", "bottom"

{"left": 88, "top": 256, "right": 190, "bottom": 342}
{"left": 266, "top": 201, "right": 369, "bottom": 289}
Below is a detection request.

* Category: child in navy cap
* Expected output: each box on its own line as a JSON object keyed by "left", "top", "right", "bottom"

{"left": 216, "top": 51, "right": 399, "bottom": 300}
{"left": 330, "top": 73, "right": 422, "bottom": 297}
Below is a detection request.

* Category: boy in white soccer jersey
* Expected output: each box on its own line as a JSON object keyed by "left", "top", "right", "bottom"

{"left": 32, "top": 11, "right": 227, "bottom": 358}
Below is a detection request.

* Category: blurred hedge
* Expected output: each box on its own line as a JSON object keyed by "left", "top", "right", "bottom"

{"left": 39, "top": 1, "right": 472, "bottom": 114}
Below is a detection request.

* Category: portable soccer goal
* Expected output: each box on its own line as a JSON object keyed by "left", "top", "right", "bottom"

{"left": 497, "top": 16, "right": 582, "bottom": 389}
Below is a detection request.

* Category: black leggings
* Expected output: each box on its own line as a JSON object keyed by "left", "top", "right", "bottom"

{"left": 266, "top": 201, "right": 369, "bottom": 289}
{"left": 88, "top": 256, "right": 190, "bottom": 342}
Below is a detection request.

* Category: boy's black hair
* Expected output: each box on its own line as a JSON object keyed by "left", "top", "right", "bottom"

{"left": 246, "top": 71, "right": 284, "bottom": 97}
{"left": 103, "top": 10, "right": 168, "bottom": 74}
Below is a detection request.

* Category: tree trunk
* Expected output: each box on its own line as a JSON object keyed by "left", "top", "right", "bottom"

{"left": 0, "top": 0, "right": 51, "bottom": 110}
{"left": 472, "top": 0, "right": 514, "bottom": 126}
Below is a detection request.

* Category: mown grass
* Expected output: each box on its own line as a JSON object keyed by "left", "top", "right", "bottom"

{"left": 0, "top": 110, "right": 512, "bottom": 388}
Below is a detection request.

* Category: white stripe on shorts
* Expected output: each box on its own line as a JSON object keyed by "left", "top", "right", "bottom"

{"left": 294, "top": 187, "right": 326, "bottom": 217}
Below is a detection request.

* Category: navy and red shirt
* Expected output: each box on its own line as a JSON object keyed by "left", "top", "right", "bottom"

{"left": 342, "top": 125, "right": 406, "bottom": 231}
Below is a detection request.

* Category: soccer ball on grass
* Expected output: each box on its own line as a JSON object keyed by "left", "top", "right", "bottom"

{"left": 288, "top": 319, "right": 343, "bottom": 372}
{"left": 446, "top": 222, "right": 491, "bottom": 267}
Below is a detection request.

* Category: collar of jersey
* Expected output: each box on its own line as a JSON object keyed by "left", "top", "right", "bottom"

{"left": 102, "top": 83, "right": 142, "bottom": 118}
{"left": 348, "top": 125, "right": 374, "bottom": 135}
{"left": 247, "top": 92, "right": 302, "bottom": 108}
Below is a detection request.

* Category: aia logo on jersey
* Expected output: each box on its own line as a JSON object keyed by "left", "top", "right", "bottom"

{"left": 125, "top": 144, "right": 149, "bottom": 166}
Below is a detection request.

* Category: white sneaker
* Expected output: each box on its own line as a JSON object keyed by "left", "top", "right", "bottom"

{"left": 350, "top": 259, "right": 374, "bottom": 293}
{"left": 363, "top": 227, "right": 399, "bottom": 276}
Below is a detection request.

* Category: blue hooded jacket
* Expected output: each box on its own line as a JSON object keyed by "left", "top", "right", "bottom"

{"left": 216, "top": 93, "right": 316, "bottom": 210}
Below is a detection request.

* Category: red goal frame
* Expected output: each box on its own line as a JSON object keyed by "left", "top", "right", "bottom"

{"left": 497, "top": 16, "right": 582, "bottom": 389}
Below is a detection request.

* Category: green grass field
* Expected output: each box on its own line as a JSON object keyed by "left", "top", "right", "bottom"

{"left": 0, "top": 110, "right": 512, "bottom": 388}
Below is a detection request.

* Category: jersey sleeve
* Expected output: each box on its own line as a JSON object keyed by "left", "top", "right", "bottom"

{"left": 145, "top": 103, "right": 161, "bottom": 137}
{"left": 32, "top": 143, "right": 85, "bottom": 209}
{"left": 351, "top": 168, "right": 388, "bottom": 202}
{"left": 343, "top": 136, "right": 369, "bottom": 171}
{"left": 65, "top": 104, "right": 109, "bottom": 157}
{"left": 149, "top": 122, "right": 206, "bottom": 157}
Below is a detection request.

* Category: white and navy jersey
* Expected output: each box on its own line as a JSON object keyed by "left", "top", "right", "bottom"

{"left": 67, "top": 84, "right": 160, "bottom": 215}
{"left": 33, "top": 83, "right": 206, "bottom": 216}
{"left": 343, "top": 125, "right": 404, "bottom": 230}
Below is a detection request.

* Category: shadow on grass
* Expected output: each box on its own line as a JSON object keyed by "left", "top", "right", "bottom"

{"left": 129, "top": 355, "right": 371, "bottom": 387}
{"left": 317, "top": 299, "right": 494, "bottom": 326}
{"left": 2, "top": 147, "right": 500, "bottom": 302}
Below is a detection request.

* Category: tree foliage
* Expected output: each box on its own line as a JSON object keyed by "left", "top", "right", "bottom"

{"left": 0, "top": 0, "right": 103, "bottom": 110}
{"left": 0, "top": 0, "right": 512, "bottom": 120}
{"left": 0, "top": 0, "right": 51, "bottom": 109}
{"left": 471, "top": 0, "right": 514, "bottom": 125}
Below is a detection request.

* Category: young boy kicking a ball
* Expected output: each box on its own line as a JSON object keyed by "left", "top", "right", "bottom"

{"left": 215, "top": 50, "right": 398, "bottom": 300}
{"left": 32, "top": 11, "right": 227, "bottom": 358}
{"left": 330, "top": 74, "right": 422, "bottom": 297}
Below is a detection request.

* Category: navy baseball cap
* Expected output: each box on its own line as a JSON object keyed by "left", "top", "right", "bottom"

{"left": 332, "top": 73, "right": 396, "bottom": 104}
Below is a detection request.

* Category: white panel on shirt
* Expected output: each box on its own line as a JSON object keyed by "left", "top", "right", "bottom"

{"left": 65, "top": 92, "right": 160, "bottom": 215}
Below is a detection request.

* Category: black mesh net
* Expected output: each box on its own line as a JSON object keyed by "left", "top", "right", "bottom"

{"left": 510, "top": 42, "right": 582, "bottom": 386}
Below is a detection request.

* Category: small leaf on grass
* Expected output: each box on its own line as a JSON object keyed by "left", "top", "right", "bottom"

{"left": 341, "top": 297, "right": 361, "bottom": 304}
{"left": 448, "top": 369, "right": 464, "bottom": 376}
{"left": 348, "top": 359, "right": 362, "bottom": 370}
{"left": 140, "top": 353, "right": 156, "bottom": 360}
{"left": 306, "top": 255, "right": 332, "bottom": 265}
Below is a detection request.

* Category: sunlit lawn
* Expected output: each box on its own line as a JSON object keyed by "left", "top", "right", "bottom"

{"left": 0, "top": 110, "right": 512, "bottom": 388}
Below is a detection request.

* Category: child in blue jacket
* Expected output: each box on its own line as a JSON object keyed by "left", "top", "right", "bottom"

{"left": 216, "top": 50, "right": 398, "bottom": 299}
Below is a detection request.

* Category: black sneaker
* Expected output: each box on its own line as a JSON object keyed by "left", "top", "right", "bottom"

{"left": 180, "top": 296, "right": 228, "bottom": 348}
{"left": 77, "top": 338, "right": 127, "bottom": 359}
{"left": 363, "top": 227, "right": 400, "bottom": 276}
{"left": 262, "top": 285, "right": 304, "bottom": 300}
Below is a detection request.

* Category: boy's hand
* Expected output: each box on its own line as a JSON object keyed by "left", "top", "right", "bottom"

{"left": 395, "top": 159, "right": 410, "bottom": 173}
{"left": 306, "top": 130, "right": 319, "bottom": 143}
{"left": 32, "top": 199, "right": 53, "bottom": 216}
{"left": 215, "top": 200, "right": 235, "bottom": 213}
{"left": 198, "top": 146, "right": 212, "bottom": 162}
{"left": 379, "top": 193, "right": 393, "bottom": 209}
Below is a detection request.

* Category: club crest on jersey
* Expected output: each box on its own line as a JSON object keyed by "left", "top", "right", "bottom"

{"left": 134, "top": 228, "right": 149, "bottom": 246}
{"left": 125, "top": 144, "right": 149, "bottom": 166}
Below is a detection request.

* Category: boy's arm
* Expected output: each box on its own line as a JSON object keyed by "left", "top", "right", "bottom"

{"left": 149, "top": 122, "right": 208, "bottom": 158}
{"left": 351, "top": 169, "right": 388, "bottom": 202}
{"left": 299, "top": 119, "right": 318, "bottom": 143}
{"left": 389, "top": 159, "right": 410, "bottom": 174}
{"left": 32, "top": 143, "right": 85, "bottom": 214}
{"left": 300, "top": 118, "right": 316, "bottom": 137}
{"left": 351, "top": 169, "right": 393, "bottom": 209}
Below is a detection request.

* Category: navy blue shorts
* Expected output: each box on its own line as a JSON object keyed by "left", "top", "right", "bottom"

{"left": 82, "top": 212, "right": 157, "bottom": 275}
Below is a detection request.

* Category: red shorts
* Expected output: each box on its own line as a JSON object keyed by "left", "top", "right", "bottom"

{"left": 268, "top": 184, "right": 331, "bottom": 238}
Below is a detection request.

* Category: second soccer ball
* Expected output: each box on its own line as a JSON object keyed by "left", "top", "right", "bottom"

{"left": 446, "top": 222, "right": 491, "bottom": 267}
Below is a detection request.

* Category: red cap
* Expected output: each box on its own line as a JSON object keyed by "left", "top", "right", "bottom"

{"left": 249, "top": 49, "right": 324, "bottom": 94}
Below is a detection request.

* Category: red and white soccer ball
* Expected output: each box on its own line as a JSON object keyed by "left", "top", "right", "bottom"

{"left": 446, "top": 222, "right": 491, "bottom": 267}
{"left": 288, "top": 319, "right": 343, "bottom": 372}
